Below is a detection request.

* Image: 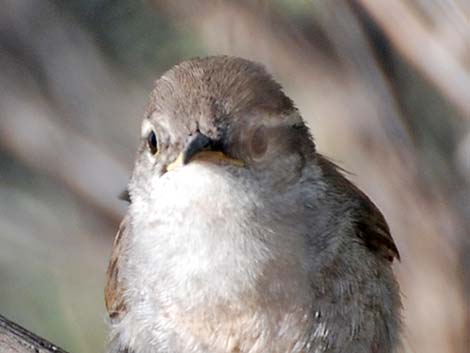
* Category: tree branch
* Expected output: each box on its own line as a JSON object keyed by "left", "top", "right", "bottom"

{"left": 0, "top": 314, "right": 70, "bottom": 353}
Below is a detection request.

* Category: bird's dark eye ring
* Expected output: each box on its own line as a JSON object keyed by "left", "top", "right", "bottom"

{"left": 147, "top": 130, "right": 158, "bottom": 154}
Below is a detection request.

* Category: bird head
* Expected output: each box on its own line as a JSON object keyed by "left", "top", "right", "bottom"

{"left": 129, "top": 56, "right": 316, "bottom": 204}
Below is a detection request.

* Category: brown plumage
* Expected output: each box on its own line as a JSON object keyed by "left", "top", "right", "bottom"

{"left": 105, "top": 216, "right": 128, "bottom": 320}
{"left": 104, "top": 56, "right": 401, "bottom": 353}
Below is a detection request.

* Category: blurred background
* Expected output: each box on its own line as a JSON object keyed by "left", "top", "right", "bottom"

{"left": 0, "top": 0, "right": 468, "bottom": 352}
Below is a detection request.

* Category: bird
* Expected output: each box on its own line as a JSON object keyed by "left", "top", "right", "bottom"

{"left": 104, "top": 56, "right": 401, "bottom": 353}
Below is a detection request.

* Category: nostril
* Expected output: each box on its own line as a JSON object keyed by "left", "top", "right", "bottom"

{"left": 192, "top": 129, "right": 211, "bottom": 148}
{"left": 182, "top": 132, "right": 213, "bottom": 164}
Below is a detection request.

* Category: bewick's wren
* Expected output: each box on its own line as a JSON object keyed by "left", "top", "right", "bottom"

{"left": 105, "top": 56, "right": 401, "bottom": 353}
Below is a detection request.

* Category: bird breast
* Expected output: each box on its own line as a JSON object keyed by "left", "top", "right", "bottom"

{"left": 121, "top": 162, "right": 315, "bottom": 352}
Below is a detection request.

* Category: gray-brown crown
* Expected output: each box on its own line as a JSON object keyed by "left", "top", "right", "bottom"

{"left": 145, "top": 56, "right": 296, "bottom": 136}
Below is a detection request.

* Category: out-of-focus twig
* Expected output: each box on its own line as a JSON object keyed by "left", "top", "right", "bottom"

{"left": 0, "top": 53, "right": 129, "bottom": 222}
{"left": 315, "top": 0, "right": 416, "bottom": 158}
{"left": 0, "top": 89, "right": 129, "bottom": 222}
{"left": 353, "top": 0, "right": 470, "bottom": 117}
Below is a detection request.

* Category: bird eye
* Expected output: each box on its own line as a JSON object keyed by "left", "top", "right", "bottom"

{"left": 147, "top": 130, "right": 158, "bottom": 154}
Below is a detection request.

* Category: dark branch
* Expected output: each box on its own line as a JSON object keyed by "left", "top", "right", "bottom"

{"left": 0, "top": 314, "right": 70, "bottom": 353}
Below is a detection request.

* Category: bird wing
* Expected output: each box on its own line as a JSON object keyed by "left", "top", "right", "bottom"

{"left": 317, "top": 155, "right": 399, "bottom": 262}
{"left": 353, "top": 192, "right": 400, "bottom": 262}
{"left": 105, "top": 216, "right": 128, "bottom": 320}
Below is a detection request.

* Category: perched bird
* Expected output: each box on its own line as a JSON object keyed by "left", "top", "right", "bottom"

{"left": 105, "top": 56, "right": 401, "bottom": 353}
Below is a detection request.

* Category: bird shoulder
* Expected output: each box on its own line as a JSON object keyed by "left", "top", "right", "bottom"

{"left": 316, "top": 154, "right": 399, "bottom": 262}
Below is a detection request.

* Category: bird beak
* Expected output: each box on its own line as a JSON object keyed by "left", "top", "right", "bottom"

{"left": 166, "top": 132, "right": 244, "bottom": 171}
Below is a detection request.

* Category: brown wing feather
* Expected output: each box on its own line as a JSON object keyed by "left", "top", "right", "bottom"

{"left": 353, "top": 192, "right": 400, "bottom": 262}
{"left": 105, "top": 216, "right": 129, "bottom": 320}
{"left": 317, "top": 155, "right": 399, "bottom": 262}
